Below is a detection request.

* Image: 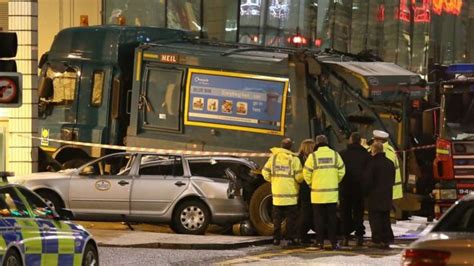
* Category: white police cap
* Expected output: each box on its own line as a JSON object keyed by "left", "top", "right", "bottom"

{"left": 373, "top": 130, "right": 389, "bottom": 139}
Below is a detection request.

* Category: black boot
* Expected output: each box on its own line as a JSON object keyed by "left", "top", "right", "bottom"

{"left": 356, "top": 236, "right": 364, "bottom": 246}
{"left": 273, "top": 239, "right": 280, "bottom": 246}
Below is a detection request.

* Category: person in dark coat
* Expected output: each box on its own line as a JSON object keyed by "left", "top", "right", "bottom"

{"left": 297, "top": 139, "right": 316, "bottom": 244}
{"left": 339, "top": 132, "right": 371, "bottom": 246}
{"left": 364, "top": 142, "right": 395, "bottom": 249}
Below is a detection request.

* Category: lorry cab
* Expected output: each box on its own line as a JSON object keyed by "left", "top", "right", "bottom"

{"left": 37, "top": 26, "right": 189, "bottom": 170}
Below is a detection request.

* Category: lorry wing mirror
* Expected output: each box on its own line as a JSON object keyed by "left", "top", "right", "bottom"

{"left": 39, "top": 77, "right": 54, "bottom": 98}
{"left": 38, "top": 52, "right": 48, "bottom": 69}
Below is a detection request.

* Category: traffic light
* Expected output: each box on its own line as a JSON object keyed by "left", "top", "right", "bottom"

{"left": 0, "top": 32, "right": 22, "bottom": 107}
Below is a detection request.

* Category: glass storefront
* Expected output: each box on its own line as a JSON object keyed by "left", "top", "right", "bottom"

{"left": 103, "top": 0, "right": 473, "bottom": 74}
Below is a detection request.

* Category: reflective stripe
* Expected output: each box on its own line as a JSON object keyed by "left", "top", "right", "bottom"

{"left": 315, "top": 165, "right": 337, "bottom": 170}
{"left": 272, "top": 174, "right": 295, "bottom": 179}
{"left": 273, "top": 193, "right": 298, "bottom": 198}
{"left": 304, "top": 166, "right": 313, "bottom": 172}
{"left": 262, "top": 167, "right": 271, "bottom": 172}
{"left": 311, "top": 188, "right": 338, "bottom": 192}
{"left": 394, "top": 182, "right": 402, "bottom": 186}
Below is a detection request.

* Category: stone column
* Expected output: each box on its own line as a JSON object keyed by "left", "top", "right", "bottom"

{"left": 6, "top": 0, "right": 38, "bottom": 174}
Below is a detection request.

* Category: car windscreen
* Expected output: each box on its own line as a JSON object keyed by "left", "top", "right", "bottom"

{"left": 432, "top": 200, "right": 474, "bottom": 232}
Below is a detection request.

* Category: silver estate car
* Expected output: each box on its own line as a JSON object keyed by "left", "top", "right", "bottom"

{"left": 14, "top": 152, "right": 254, "bottom": 235}
{"left": 401, "top": 193, "right": 474, "bottom": 265}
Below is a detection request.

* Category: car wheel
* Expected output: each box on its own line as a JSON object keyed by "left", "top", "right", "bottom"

{"left": 82, "top": 243, "right": 99, "bottom": 266}
{"left": 62, "top": 158, "right": 90, "bottom": 170}
{"left": 249, "top": 183, "right": 276, "bottom": 236}
{"left": 3, "top": 248, "right": 22, "bottom": 266}
{"left": 36, "top": 190, "right": 65, "bottom": 215}
{"left": 172, "top": 200, "right": 210, "bottom": 235}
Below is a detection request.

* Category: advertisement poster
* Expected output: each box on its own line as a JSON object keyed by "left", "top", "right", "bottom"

{"left": 184, "top": 69, "right": 289, "bottom": 135}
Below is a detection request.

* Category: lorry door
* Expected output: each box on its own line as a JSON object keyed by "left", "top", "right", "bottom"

{"left": 138, "top": 66, "right": 184, "bottom": 132}
{"left": 73, "top": 64, "right": 112, "bottom": 145}
{"left": 68, "top": 153, "right": 135, "bottom": 218}
{"left": 131, "top": 155, "right": 188, "bottom": 216}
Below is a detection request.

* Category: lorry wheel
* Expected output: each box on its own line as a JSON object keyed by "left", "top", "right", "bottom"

{"left": 249, "top": 183, "right": 276, "bottom": 236}
{"left": 62, "top": 158, "right": 90, "bottom": 169}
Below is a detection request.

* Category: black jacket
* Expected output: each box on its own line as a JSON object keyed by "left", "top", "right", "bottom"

{"left": 363, "top": 153, "right": 395, "bottom": 211}
{"left": 339, "top": 143, "right": 371, "bottom": 196}
{"left": 298, "top": 153, "right": 311, "bottom": 203}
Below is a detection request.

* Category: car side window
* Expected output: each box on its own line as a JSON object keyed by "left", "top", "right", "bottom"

{"left": 139, "top": 155, "right": 184, "bottom": 176}
{"left": 189, "top": 160, "right": 252, "bottom": 180}
{"left": 0, "top": 187, "right": 30, "bottom": 218}
{"left": 17, "top": 188, "right": 53, "bottom": 219}
{"left": 80, "top": 154, "right": 134, "bottom": 176}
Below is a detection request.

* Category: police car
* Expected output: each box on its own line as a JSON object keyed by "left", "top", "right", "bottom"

{"left": 0, "top": 172, "right": 98, "bottom": 266}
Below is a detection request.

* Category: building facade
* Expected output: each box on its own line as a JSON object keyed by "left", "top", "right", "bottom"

{"left": 104, "top": 0, "right": 473, "bottom": 74}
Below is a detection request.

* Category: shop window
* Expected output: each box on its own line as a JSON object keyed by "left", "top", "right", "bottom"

{"left": 203, "top": 0, "right": 238, "bottom": 41}
{"left": 167, "top": 0, "right": 202, "bottom": 32}
{"left": 105, "top": 0, "right": 165, "bottom": 26}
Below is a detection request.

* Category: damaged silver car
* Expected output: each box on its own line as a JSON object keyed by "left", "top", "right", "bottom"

{"left": 16, "top": 152, "right": 253, "bottom": 234}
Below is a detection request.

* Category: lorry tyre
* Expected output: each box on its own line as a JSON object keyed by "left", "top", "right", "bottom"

{"left": 62, "top": 158, "right": 90, "bottom": 170}
{"left": 249, "top": 183, "right": 276, "bottom": 236}
{"left": 172, "top": 200, "right": 210, "bottom": 235}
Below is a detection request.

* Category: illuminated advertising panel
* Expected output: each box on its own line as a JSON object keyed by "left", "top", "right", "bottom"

{"left": 184, "top": 69, "right": 289, "bottom": 135}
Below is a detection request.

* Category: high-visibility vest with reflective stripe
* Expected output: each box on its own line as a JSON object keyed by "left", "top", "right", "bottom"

{"left": 303, "top": 146, "right": 345, "bottom": 204}
{"left": 262, "top": 148, "right": 303, "bottom": 206}
{"left": 383, "top": 142, "right": 403, "bottom": 199}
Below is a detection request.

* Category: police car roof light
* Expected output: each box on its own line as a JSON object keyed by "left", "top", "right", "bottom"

{"left": 446, "top": 64, "right": 474, "bottom": 75}
{"left": 0, "top": 171, "right": 14, "bottom": 183}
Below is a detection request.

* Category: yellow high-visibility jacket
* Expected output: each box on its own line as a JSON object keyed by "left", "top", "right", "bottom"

{"left": 383, "top": 142, "right": 403, "bottom": 199}
{"left": 303, "top": 146, "right": 345, "bottom": 204}
{"left": 262, "top": 147, "right": 303, "bottom": 206}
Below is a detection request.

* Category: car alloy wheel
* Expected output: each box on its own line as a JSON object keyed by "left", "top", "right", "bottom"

{"left": 5, "top": 256, "right": 20, "bottom": 266}
{"left": 4, "top": 249, "right": 21, "bottom": 266}
{"left": 82, "top": 243, "right": 99, "bottom": 266}
{"left": 180, "top": 205, "right": 206, "bottom": 231}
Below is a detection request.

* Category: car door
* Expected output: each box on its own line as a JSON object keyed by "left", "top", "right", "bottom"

{"left": 130, "top": 154, "right": 189, "bottom": 216}
{"left": 0, "top": 187, "right": 44, "bottom": 265}
{"left": 16, "top": 187, "right": 77, "bottom": 261}
{"left": 68, "top": 153, "right": 136, "bottom": 218}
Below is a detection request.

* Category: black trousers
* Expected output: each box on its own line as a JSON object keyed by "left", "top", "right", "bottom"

{"left": 340, "top": 192, "right": 365, "bottom": 238}
{"left": 313, "top": 203, "right": 337, "bottom": 245}
{"left": 272, "top": 205, "right": 298, "bottom": 240}
{"left": 297, "top": 200, "right": 313, "bottom": 241}
{"left": 368, "top": 211, "right": 391, "bottom": 244}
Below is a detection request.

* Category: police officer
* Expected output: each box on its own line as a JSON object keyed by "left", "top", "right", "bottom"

{"left": 364, "top": 142, "right": 395, "bottom": 248}
{"left": 372, "top": 130, "right": 402, "bottom": 242}
{"left": 339, "top": 132, "right": 370, "bottom": 246}
{"left": 303, "top": 135, "right": 345, "bottom": 250}
{"left": 262, "top": 138, "right": 303, "bottom": 246}
{"left": 371, "top": 130, "right": 403, "bottom": 200}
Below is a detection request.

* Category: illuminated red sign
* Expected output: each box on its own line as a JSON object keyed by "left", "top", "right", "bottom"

{"left": 159, "top": 54, "right": 178, "bottom": 64}
{"left": 396, "top": 0, "right": 463, "bottom": 23}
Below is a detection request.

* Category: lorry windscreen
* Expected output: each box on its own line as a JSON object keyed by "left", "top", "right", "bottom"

{"left": 444, "top": 90, "right": 474, "bottom": 140}
{"left": 38, "top": 65, "right": 78, "bottom": 115}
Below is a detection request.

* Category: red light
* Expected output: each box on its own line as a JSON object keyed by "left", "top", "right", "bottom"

{"left": 402, "top": 249, "right": 451, "bottom": 265}
{"left": 314, "top": 39, "right": 322, "bottom": 47}
{"left": 288, "top": 34, "right": 307, "bottom": 47}
{"left": 377, "top": 4, "right": 385, "bottom": 22}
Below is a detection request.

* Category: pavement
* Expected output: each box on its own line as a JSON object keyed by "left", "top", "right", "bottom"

{"left": 79, "top": 216, "right": 432, "bottom": 250}
{"left": 90, "top": 229, "right": 272, "bottom": 249}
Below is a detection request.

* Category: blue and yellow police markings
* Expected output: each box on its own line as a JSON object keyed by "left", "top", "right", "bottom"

{"left": 0, "top": 218, "right": 88, "bottom": 266}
